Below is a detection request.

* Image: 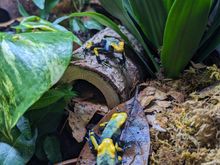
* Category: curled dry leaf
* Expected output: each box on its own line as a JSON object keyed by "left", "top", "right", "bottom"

{"left": 154, "top": 90, "right": 168, "bottom": 101}
{"left": 68, "top": 101, "right": 108, "bottom": 142}
{"left": 155, "top": 100, "right": 171, "bottom": 108}
{"left": 77, "top": 98, "right": 150, "bottom": 165}
{"left": 140, "top": 95, "right": 155, "bottom": 108}
{"left": 167, "top": 90, "right": 185, "bottom": 103}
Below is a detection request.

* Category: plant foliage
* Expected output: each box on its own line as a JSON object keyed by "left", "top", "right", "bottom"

{"left": 0, "top": 16, "right": 79, "bottom": 142}
{"left": 97, "top": 0, "right": 220, "bottom": 77}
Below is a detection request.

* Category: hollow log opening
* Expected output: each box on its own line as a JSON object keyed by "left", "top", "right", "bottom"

{"left": 0, "top": 8, "right": 10, "bottom": 23}
{"left": 72, "top": 80, "right": 107, "bottom": 105}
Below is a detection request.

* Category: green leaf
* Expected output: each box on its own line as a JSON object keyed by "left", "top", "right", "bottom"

{"left": 26, "top": 98, "right": 67, "bottom": 136}
{"left": 40, "top": 0, "right": 60, "bottom": 18}
{"left": 0, "top": 117, "right": 37, "bottom": 163}
{"left": 84, "top": 20, "right": 104, "bottom": 31}
{"left": 16, "top": 116, "right": 32, "bottom": 139}
{"left": 0, "top": 30, "right": 73, "bottom": 137}
{"left": 194, "top": 0, "right": 220, "bottom": 62}
{"left": 16, "top": 0, "right": 29, "bottom": 17}
{"left": 54, "top": 12, "right": 129, "bottom": 43}
{"left": 43, "top": 136, "right": 62, "bottom": 163}
{"left": 0, "top": 143, "right": 24, "bottom": 165}
{"left": 33, "top": 0, "right": 45, "bottom": 9}
{"left": 14, "top": 16, "right": 82, "bottom": 45}
{"left": 163, "top": 0, "right": 175, "bottom": 12}
{"left": 128, "top": 0, "right": 167, "bottom": 48}
{"left": 30, "top": 86, "right": 76, "bottom": 110}
{"left": 13, "top": 117, "right": 37, "bottom": 163}
{"left": 70, "top": 18, "right": 87, "bottom": 33}
{"left": 161, "top": 0, "right": 212, "bottom": 77}
{"left": 196, "top": 28, "right": 220, "bottom": 62}
{"left": 199, "top": 0, "right": 220, "bottom": 47}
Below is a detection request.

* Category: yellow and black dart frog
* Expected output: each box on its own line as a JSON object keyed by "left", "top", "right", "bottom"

{"left": 88, "top": 112, "right": 128, "bottom": 165}
{"left": 84, "top": 36, "right": 126, "bottom": 66}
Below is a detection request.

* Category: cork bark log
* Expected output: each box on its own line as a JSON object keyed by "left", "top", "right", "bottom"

{"left": 60, "top": 28, "right": 142, "bottom": 108}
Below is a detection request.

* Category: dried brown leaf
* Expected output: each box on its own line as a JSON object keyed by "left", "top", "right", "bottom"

{"left": 68, "top": 101, "right": 108, "bottom": 142}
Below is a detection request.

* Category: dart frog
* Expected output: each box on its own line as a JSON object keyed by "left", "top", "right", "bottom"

{"left": 84, "top": 36, "right": 126, "bottom": 66}
{"left": 88, "top": 112, "right": 127, "bottom": 165}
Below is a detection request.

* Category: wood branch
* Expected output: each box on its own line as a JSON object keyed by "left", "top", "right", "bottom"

{"left": 60, "top": 28, "right": 142, "bottom": 108}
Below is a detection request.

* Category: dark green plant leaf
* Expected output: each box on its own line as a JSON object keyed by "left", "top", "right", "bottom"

{"left": 163, "top": 0, "right": 175, "bottom": 12}
{"left": 196, "top": 28, "right": 220, "bottom": 62}
{"left": 13, "top": 117, "right": 37, "bottom": 163}
{"left": 16, "top": 116, "right": 32, "bottom": 139}
{"left": 26, "top": 97, "right": 69, "bottom": 161}
{"left": 0, "top": 143, "right": 24, "bottom": 165}
{"left": 33, "top": 0, "right": 45, "bottom": 9}
{"left": 43, "top": 136, "right": 62, "bottom": 163}
{"left": 0, "top": 117, "right": 37, "bottom": 163}
{"left": 199, "top": 0, "right": 220, "bottom": 47}
{"left": 26, "top": 98, "right": 67, "bottom": 137}
{"left": 161, "top": 0, "right": 212, "bottom": 77}
{"left": 16, "top": 0, "right": 29, "bottom": 17}
{"left": 70, "top": 18, "right": 87, "bottom": 33}
{"left": 194, "top": 0, "right": 220, "bottom": 62}
{"left": 30, "top": 86, "right": 76, "bottom": 110}
{"left": 0, "top": 30, "right": 73, "bottom": 137}
{"left": 54, "top": 12, "right": 129, "bottom": 43}
{"left": 84, "top": 20, "right": 104, "bottom": 31}
{"left": 128, "top": 0, "right": 167, "bottom": 48}
{"left": 40, "top": 0, "right": 60, "bottom": 18}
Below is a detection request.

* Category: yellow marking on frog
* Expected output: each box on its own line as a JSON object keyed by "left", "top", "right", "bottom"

{"left": 118, "top": 156, "right": 122, "bottom": 161}
{"left": 115, "top": 142, "right": 123, "bottom": 152}
{"left": 111, "top": 41, "right": 124, "bottom": 53}
{"left": 89, "top": 131, "right": 99, "bottom": 151}
{"left": 97, "top": 138, "right": 116, "bottom": 159}
{"left": 100, "top": 122, "right": 108, "bottom": 127}
{"left": 94, "top": 48, "right": 100, "bottom": 56}
{"left": 86, "top": 41, "right": 93, "bottom": 49}
{"left": 101, "top": 112, "right": 128, "bottom": 139}
{"left": 111, "top": 112, "right": 128, "bottom": 128}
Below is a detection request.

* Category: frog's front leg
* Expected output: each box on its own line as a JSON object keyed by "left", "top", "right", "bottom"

{"left": 88, "top": 130, "right": 100, "bottom": 153}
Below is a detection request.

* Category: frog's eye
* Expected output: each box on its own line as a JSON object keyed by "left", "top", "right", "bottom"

{"left": 112, "top": 113, "right": 119, "bottom": 119}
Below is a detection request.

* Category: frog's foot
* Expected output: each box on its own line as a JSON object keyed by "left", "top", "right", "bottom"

{"left": 115, "top": 142, "right": 123, "bottom": 152}
{"left": 87, "top": 130, "right": 100, "bottom": 153}
{"left": 99, "top": 122, "right": 108, "bottom": 128}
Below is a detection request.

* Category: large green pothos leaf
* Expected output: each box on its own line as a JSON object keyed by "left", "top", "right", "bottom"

{"left": 0, "top": 143, "right": 24, "bottom": 165}
{"left": 0, "top": 31, "right": 73, "bottom": 138}
{"left": 161, "top": 0, "right": 212, "bottom": 77}
{"left": 0, "top": 117, "right": 37, "bottom": 164}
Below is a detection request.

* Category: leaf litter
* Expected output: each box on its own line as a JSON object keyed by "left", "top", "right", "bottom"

{"left": 66, "top": 64, "right": 220, "bottom": 164}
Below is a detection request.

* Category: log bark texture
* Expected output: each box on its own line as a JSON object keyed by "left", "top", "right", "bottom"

{"left": 61, "top": 28, "right": 142, "bottom": 108}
